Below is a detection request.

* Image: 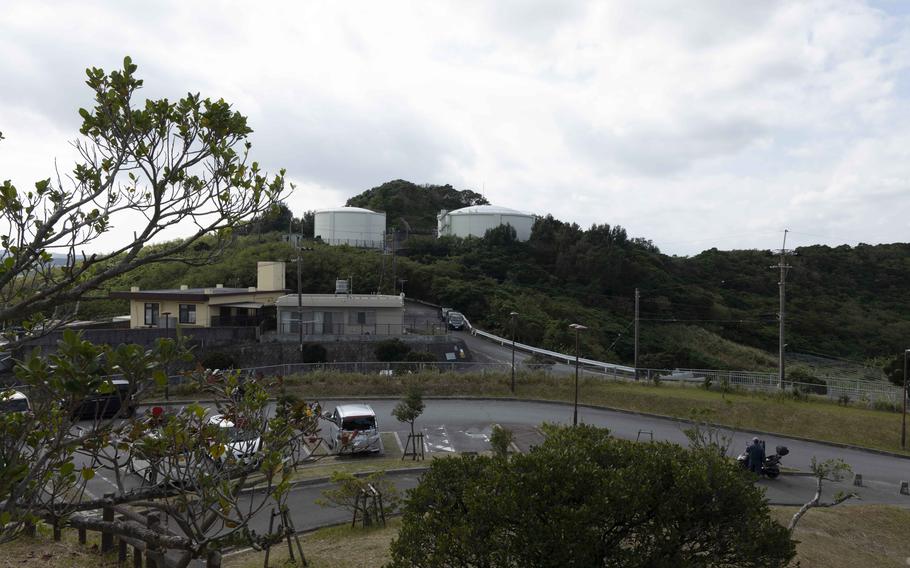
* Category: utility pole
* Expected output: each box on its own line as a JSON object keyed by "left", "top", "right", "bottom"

{"left": 771, "top": 229, "right": 793, "bottom": 389}
{"left": 634, "top": 288, "right": 640, "bottom": 380}
{"left": 297, "top": 245, "right": 303, "bottom": 355}
{"left": 902, "top": 349, "right": 908, "bottom": 449}
{"left": 510, "top": 311, "right": 519, "bottom": 394}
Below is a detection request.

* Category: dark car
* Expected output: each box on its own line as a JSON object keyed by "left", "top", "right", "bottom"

{"left": 72, "top": 379, "right": 135, "bottom": 420}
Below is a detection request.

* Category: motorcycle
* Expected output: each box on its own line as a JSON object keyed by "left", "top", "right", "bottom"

{"left": 737, "top": 441, "right": 789, "bottom": 479}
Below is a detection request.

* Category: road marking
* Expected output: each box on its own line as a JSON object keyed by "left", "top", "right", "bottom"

{"left": 393, "top": 431, "right": 404, "bottom": 453}
{"left": 96, "top": 472, "right": 120, "bottom": 491}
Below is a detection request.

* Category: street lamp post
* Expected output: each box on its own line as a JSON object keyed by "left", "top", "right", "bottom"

{"left": 510, "top": 311, "right": 519, "bottom": 393}
{"left": 161, "top": 312, "right": 171, "bottom": 401}
{"left": 569, "top": 323, "right": 587, "bottom": 426}
{"left": 902, "top": 349, "right": 909, "bottom": 449}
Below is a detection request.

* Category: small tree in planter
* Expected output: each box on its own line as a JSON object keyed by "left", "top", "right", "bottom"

{"left": 393, "top": 387, "right": 425, "bottom": 461}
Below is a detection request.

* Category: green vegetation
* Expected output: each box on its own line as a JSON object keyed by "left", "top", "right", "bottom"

{"left": 346, "top": 179, "right": 487, "bottom": 232}
{"left": 388, "top": 425, "right": 794, "bottom": 567}
{"left": 79, "top": 180, "right": 910, "bottom": 376}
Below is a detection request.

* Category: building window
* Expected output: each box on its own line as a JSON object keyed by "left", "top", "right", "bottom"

{"left": 179, "top": 304, "right": 196, "bottom": 324}
{"left": 144, "top": 303, "right": 159, "bottom": 326}
{"left": 356, "top": 311, "right": 367, "bottom": 324}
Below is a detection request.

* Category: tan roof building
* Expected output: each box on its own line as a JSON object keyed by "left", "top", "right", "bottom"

{"left": 110, "top": 261, "right": 289, "bottom": 329}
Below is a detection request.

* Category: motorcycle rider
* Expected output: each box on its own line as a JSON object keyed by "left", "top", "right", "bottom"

{"left": 746, "top": 437, "right": 765, "bottom": 474}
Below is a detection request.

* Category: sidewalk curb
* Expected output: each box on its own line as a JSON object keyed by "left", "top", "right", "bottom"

{"left": 140, "top": 396, "right": 910, "bottom": 461}
{"left": 241, "top": 465, "right": 430, "bottom": 495}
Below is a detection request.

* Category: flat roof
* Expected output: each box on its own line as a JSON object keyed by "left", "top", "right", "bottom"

{"left": 110, "top": 288, "right": 289, "bottom": 301}
{"left": 275, "top": 293, "right": 404, "bottom": 309}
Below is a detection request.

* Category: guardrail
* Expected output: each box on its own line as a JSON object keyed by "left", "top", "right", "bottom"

{"left": 466, "top": 320, "right": 636, "bottom": 376}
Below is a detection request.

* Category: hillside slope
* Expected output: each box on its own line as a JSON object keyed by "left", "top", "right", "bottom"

{"left": 82, "top": 180, "right": 910, "bottom": 375}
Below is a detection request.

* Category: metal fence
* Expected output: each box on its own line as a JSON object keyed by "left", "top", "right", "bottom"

{"left": 274, "top": 321, "right": 448, "bottom": 338}
{"left": 463, "top": 318, "right": 904, "bottom": 403}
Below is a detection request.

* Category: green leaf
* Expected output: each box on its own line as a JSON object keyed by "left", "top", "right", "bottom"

{"left": 81, "top": 467, "right": 95, "bottom": 481}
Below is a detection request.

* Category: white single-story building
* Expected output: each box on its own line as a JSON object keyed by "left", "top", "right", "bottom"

{"left": 275, "top": 293, "right": 405, "bottom": 336}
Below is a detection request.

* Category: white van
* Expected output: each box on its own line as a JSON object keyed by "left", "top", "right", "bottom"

{"left": 323, "top": 404, "right": 382, "bottom": 454}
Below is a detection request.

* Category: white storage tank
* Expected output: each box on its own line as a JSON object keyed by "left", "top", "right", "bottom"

{"left": 437, "top": 205, "right": 534, "bottom": 241}
{"left": 314, "top": 207, "right": 386, "bottom": 249}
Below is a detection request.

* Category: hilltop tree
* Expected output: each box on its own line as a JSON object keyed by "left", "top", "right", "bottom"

{"left": 0, "top": 56, "right": 287, "bottom": 340}
{"left": 346, "top": 179, "right": 488, "bottom": 232}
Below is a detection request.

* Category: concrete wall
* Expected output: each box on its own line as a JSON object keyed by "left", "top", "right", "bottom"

{"left": 17, "top": 326, "right": 257, "bottom": 352}
{"left": 217, "top": 336, "right": 470, "bottom": 368}
{"left": 257, "top": 261, "right": 286, "bottom": 290}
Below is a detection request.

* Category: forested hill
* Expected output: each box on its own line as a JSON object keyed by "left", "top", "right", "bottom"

{"left": 87, "top": 181, "right": 910, "bottom": 374}
{"left": 346, "top": 179, "right": 488, "bottom": 232}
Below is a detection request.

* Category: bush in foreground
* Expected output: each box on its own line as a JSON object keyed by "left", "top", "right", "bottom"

{"left": 389, "top": 425, "right": 795, "bottom": 567}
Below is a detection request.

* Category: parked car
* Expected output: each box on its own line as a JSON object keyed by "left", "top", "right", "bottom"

{"left": 0, "top": 389, "right": 31, "bottom": 414}
{"left": 128, "top": 409, "right": 263, "bottom": 483}
{"left": 447, "top": 311, "right": 466, "bottom": 330}
{"left": 323, "top": 404, "right": 382, "bottom": 454}
{"left": 440, "top": 307, "right": 453, "bottom": 322}
{"left": 207, "top": 413, "right": 264, "bottom": 468}
{"left": 72, "top": 379, "right": 135, "bottom": 420}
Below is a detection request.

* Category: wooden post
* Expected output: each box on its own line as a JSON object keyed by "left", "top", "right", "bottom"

{"left": 53, "top": 520, "right": 61, "bottom": 541}
{"left": 78, "top": 526, "right": 87, "bottom": 545}
{"left": 133, "top": 545, "right": 143, "bottom": 568}
{"left": 263, "top": 508, "right": 276, "bottom": 568}
{"left": 119, "top": 538, "right": 128, "bottom": 563}
{"left": 102, "top": 493, "right": 115, "bottom": 553}
{"left": 145, "top": 514, "right": 160, "bottom": 568}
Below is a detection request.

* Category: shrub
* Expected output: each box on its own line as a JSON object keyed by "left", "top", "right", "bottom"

{"left": 375, "top": 339, "right": 412, "bottom": 362}
{"left": 788, "top": 368, "right": 827, "bottom": 395}
{"left": 300, "top": 343, "right": 327, "bottom": 364}
{"left": 199, "top": 351, "right": 236, "bottom": 370}
{"left": 489, "top": 425, "right": 514, "bottom": 459}
{"left": 872, "top": 399, "right": 900, "bottom": 413}
{"left": 406, "top": 350, "right": 437, "bottom": 362}
{"left": 389, "top": 425, "right": 795, "bottom": 567}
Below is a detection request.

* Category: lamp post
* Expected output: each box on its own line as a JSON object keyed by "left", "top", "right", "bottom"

{"left": 161, "top": 312, "right": 171, "bottom": 401}
{"left": 902, "top": 349, "right": 909, "bottom": 449}
{"left": 510, "top": 311, "right": 519, "bottom": 393}
{"left": 569, "top": 323, "right": 587, "bottom": 426}
{"left": 161, "top": 312, "right": 171, "bottom": 336}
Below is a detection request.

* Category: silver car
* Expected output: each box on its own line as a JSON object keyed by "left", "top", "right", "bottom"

{"left": 323, "top": 404, "right": 382, "bottom": 454}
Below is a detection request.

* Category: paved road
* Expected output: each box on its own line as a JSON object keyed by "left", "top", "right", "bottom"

{"left": 77, "top": 396, "right": 910, "bottom": 566}
{"left": 83, "top": 398, "right": 910, "bottom": 504}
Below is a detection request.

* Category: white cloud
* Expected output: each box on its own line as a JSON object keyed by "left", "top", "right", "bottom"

{"left": 1, "top": 0, "right": 909, "bottom": 256}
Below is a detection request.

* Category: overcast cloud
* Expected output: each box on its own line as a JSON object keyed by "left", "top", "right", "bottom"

{"left": 2, "top": 0, "right": 909, "bottom": 255}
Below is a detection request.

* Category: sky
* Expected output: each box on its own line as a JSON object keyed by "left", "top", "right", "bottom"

{"left": 1, "top": 0, "right": 910, "bottom": 256}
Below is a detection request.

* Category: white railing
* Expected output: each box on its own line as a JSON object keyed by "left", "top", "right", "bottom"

{"left": 466, "top": 318, "right": 636, "bottom": 376}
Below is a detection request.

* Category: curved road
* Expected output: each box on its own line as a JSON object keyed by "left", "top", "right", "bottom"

{"left": 78, "top": 397, "right": 910, "bottom": 565}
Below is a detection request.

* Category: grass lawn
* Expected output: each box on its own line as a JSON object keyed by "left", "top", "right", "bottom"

{"left": 4, "top": 504, "right": 907, "bottom": 567}
{"left": 223, "top": 519, "right": 401, "bottom": 568}
{"left": 0, "top": 525, "right": 125, "bottom": 568}
{"left": 772, "top": 505, "right": 910, "bottom": 567}
{"left": 222, "top": 506, "right": 910, "bottom": 568}
{"left": 271, "top": 370, "right": 910, "bottom": 455}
